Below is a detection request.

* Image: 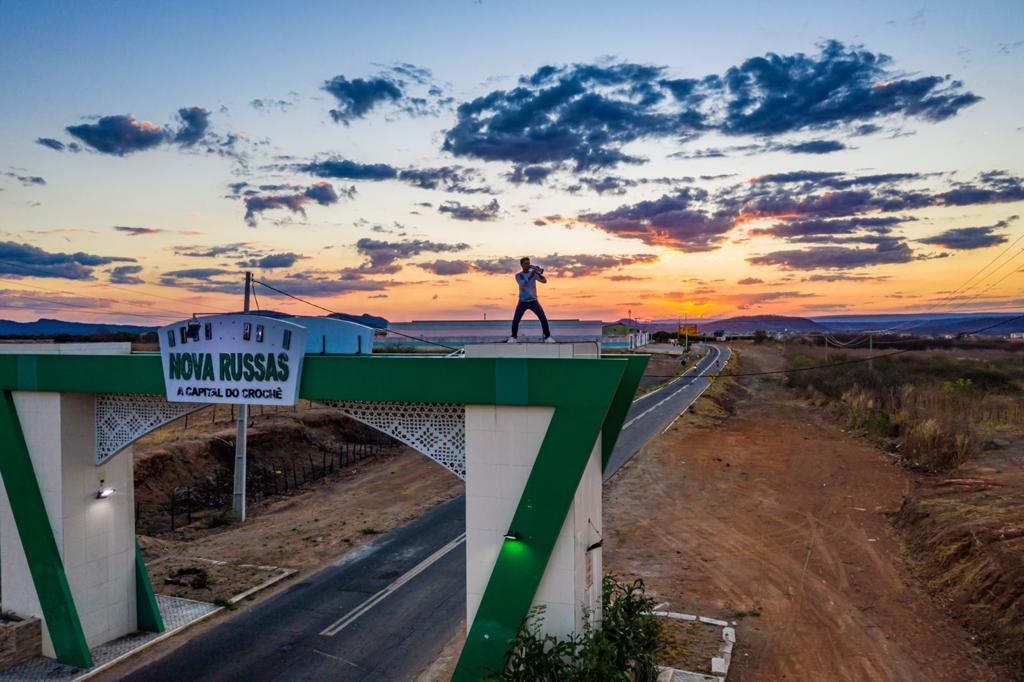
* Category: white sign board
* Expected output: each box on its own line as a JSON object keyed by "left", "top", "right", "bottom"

{"left": 158, "top": 314, "right": 308, "bottom": 405}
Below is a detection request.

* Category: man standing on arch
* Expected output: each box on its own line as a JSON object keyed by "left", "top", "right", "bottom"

{"left": 508, "top": 257, "right": 555, "bottom": 343}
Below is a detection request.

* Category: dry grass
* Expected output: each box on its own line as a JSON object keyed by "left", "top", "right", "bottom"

{"left": 787, "top": 346, "right": 1024, "bottom": 470}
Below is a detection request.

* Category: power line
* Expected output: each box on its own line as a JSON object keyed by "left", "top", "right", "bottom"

{"left": 643, "top": 313, "right": 1024, "bottom": 379}
{"left": 252, "top": 278, "right": 459, "bottom": 352}
{"left": 865, "top": 233, "right": 1024, "bottom": 334}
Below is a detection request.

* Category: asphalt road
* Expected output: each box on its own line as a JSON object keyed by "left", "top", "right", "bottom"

{"left": 122, "top": 344, "right": 729, "bottom": 682}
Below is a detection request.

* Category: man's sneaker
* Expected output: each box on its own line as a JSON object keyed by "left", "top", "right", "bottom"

{"left": 544, "top": 336, "right": 556, "bottom": 344}
{"left": 507, "top": 336, "right": 518, "bottom": 343}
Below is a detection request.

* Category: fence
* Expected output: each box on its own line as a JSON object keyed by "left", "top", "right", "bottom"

{"left": 136, "top": 440, "right": 388, "bottom": 534}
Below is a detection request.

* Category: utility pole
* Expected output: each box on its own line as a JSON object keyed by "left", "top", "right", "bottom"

{"left": 233, "top": 272, "right": 251, "bottom": 522}
{"left": 824, "top": 334, "right": 829, "bottom": 361}
{"left": 868, "top": 333, "right": 874, "bottom": 371}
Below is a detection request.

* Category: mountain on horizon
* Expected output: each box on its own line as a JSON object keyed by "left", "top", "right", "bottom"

{"left": 0, "top": 311, "right": 393, "bottom": 338}
{"left": 0, "top": 318, "right": 155, "bottom": 337}
{"left": 704, "top": 314, "right": 825, "bottom": 333}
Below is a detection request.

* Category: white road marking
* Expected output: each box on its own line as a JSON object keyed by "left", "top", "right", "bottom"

{"left": 622, "top": 346, "right": 722, "bottom": 431}
{"left": 319, "top": 532, "right": 467, "bottom": 637}
{"left": 317, "top": 346, "right": 731, "bottom": 638}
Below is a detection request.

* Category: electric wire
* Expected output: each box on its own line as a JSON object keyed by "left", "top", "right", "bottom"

{"left": 252, "top": 278, "right": 459, "bottom": 351}
{"left": 864, "top": 232, "right": 1024, "bottom": 334}
{"left": 641, "top": 312, "right": 1024, "bottom": 380}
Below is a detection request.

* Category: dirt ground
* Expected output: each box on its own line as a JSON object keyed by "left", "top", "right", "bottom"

{"left": 140, "top": 446, "right": 463, "bottom": 573}
{"left": 604, "top": 342, "right": 1008, "bottom": 681}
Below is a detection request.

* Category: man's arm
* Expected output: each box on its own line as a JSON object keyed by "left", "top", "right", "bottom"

{"left": 529, "top": 268, "right": 547, "bottom": 283}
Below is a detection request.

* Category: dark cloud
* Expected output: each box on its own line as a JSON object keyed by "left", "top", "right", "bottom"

{"left": 443, "top": 62, "right": 677, "bottom": 172}
{"left": 0, "top": 241, "right": 134, "bottom": 280}
{"left": 418, "top": 252, "right": 657, "bottom": 277}
{"left": 354, "top": 238, "right": 470, "bottom": 273}
{"left": 566, "top": 174, "right": 685, "bottom": 195}
{"left": 109, "top": 265, "right": 144, "bottom": 284}
{"left": 300, "top": 158, "right": 398, "bottom": 181}
{"left": 322, "top": 65, "right": 450, "bottom": 125}
{"left": 737, "top": 277, "right": 764, "bottom": 285}
{"left": 938, "top": 171, "right": 1024, "bottom": 206}
{"left": 250, "top": 96, "right": 296, "bottom": 113}
{"left": 36, "top": 137, "right": 78, "bottom": 152}
{"left": 716, "top": 41, "right": 979, "bottom": 136}
{"left": 66, "top": 114, "right": 170, "bottom": 155}
{"left": 574, "top": 175, "right": 639, "bottom": 194}
{"left": 243, "top": 182, "right": 351, "bottom": 226}
{"left": 298, "top": 157, "right": 490, "bottom": 194}
{"left": 1, "top": 172, "right": 46, "bottom": 186}
{"left": 172, "top": 106, "right": 211, "bottom": 147}
{"left": 751, "top": 215, "right": 908, "bottom": 239}
{"left": 918, "top": 216, "right": 1017, "bottom": 250}
{"left": 174, "top": 243, "right": 257, "bottom": 258}
{"left": 396, "top": 166, "right": 490, "bottom": 193}
{"left": 417, "top": 260, "right": 473, "bottom": 276}
{"left": 114, "top": 225, "right": 162, "bottom": 236}
{"left": 62, "top": 107, "right": 214, "bottom": 155}
{"left": 573, "top": 170, "right": 1024, "bottom": 255}
{"left": 242, "top": 253, "right": 305, "bottom": 269}
{"left": 577, "top": 188, "right": 735, "bottom": 252}
{"left": 736, "top": 291, "right": 819, "bottom": 309}
{"left": 747, "top": 240, "right": 914, "bottom": 270}
{"left": 161, "top": 267, "right": 232, "bottom": 280}
{"left": 802, "top": 273, "right": 890, "bottom": 282}
{"left": 673, "top": 139, "right": 848, "bottom": 159}
{"left": 444, "top": 42, "right": 978, "bottom": 173}
{"left": 506, "top": 165, "right": 555, "bottom": 185}
{"left": 323, "top": 76, "right": 402, "bottom": 124}
{"left": 783, "top": 140, "right": 847, "bottom": 154}
{"left": 438, "top": 199, "right": 501, "bottom": 221}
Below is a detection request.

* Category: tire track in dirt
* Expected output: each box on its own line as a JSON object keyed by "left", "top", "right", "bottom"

{"left": 604, "top": 344, "right": 1001, "bottom": 681}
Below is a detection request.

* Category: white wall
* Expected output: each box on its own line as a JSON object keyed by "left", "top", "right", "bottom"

{"left": 0, "top": 349, "right": 138, "bottom": 656}
{"left": 0, "top": 392, "right": 138, "bottom": 655}
{"left": 464, "top": 343, "right": 603, "bottom": 638}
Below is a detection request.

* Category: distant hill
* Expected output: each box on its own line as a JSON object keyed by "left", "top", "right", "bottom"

{"left": 703, "top": 315, "right": 825, "bottom": 333}
{"left": 0, "top": 318, "right": 154, "bottom": 337}
{"left": 811, "top": 313, "right": 1024, "bottom": 335}
{"left": 0, "top": 313, "right": 392, "bottom": 338}
{"left": 327, "top": 312, "right": 389, "bottom": 329}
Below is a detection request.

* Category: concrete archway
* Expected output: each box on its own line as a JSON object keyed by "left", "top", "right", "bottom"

{"left": 0, "top": 347, "right": 644, "bottom": 677}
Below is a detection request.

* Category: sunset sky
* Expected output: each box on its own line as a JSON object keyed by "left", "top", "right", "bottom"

{"left": 1, "top": 0, "right": 1022, "bottom": 325}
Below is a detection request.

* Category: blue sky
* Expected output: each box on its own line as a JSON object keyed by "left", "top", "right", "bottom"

{"left": 1, "top": 0, "right": 1022, "bottom": 323}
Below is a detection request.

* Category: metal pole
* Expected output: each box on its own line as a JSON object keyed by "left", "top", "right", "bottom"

{"left": 233, "top": 272, "right": 252, "bottom": 522}
{"left": 824, "top": 334, "right": 829, "bottom": 361}
{"left": 869, "top": 334, "right": 874, "bottom": 371}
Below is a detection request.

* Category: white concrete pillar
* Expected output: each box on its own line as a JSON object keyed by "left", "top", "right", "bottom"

{"left": 464, "top": 343, "right": 603, "bottom": 638}
{"left": 0, "top": 344, "right": 137, "bottom": 655}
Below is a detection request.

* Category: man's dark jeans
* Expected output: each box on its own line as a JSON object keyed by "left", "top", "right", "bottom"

{"left": 511, "top": 299, "right": 551, "bottom": 338}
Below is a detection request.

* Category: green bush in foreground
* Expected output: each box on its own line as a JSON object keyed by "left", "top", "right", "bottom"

{"left": 493, "top": 575, "right": 662, "bottom": 681}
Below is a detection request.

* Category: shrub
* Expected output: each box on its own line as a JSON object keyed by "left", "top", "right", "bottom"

{"left": 785, "top": 349, "right": 1024, "bottom": 470}
{"left": 494, "top": 575, "right": 661, "bottom": 681}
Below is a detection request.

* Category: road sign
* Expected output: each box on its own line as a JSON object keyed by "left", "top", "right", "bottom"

{"left": 159, "top": 314, "right": 308, "bottom": 405}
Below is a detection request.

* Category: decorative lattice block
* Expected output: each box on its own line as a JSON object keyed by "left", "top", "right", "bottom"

{"left": 95, "top": 394, "right": 202, "bottom": 464}
{"left": 318, "top": 401, "right": 465, "bottom": 478}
